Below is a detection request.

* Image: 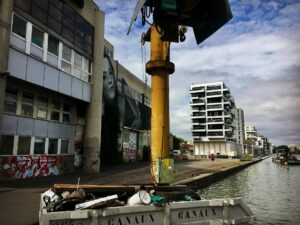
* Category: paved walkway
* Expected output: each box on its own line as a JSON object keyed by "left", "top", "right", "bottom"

{"left": 0, "top": 159, "right": 248, "bottom": 225}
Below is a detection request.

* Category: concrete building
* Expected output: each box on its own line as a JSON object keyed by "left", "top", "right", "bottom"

{"left": 0, "top": 0, "right": 150, "bottom": 180}
{"left": 235, "top": 108, "right": 245, "bottom": 147}
{"left": 190, "top": 81, "right": 242, "bottom": 157}
{"left": 256, "top": 135, "right": 270, "bottom": 156}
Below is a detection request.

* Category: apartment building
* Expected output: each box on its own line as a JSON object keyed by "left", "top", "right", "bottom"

{"left": 245, "top": 126, "right": 257, "bottom": 142}
{"left": 190, "top": 81, "right": 242, "bottom": 157}
{"left": 235, "top": 108, "right": 245, "bottom": 146}
{"left": 0, "top": 0, "right": 151, "bottom": 180}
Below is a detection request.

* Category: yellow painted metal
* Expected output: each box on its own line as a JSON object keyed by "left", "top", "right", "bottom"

{"left": 156, "top": 158, "right": 174, "bottom": 184}
{"left": 149, "top": 26, "right": 172, "bottom": 184}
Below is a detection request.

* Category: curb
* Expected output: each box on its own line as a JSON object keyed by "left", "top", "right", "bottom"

{"left": 173, "top": 157, "right": 268, "bottom": 189}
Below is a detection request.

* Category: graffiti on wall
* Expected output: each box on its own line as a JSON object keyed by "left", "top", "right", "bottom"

{"left": 1, "top": 156, "right": 63, "bottom": 179}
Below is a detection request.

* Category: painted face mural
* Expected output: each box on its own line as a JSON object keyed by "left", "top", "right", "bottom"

{"left": 103, "top": 55, "right": 116, "bottom": 104}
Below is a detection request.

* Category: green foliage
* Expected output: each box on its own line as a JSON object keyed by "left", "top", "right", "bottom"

{"left": 173, "top": 135, "right": 187, "bottom": 150}
{"left": 240, "top": 154, "right": 253, "bottom": 161}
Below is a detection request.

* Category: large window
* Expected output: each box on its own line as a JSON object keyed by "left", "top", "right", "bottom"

{"left": 61, "top": 45, "right": 72, "bottom": 74}
{"left": 12, "top": 14, "right": 27, "bottom": 38}
{"left": 11, "top": 13, "right": 93, "bottom": 83}
{"left": 0, "top": 135, "right": 14, "bottom": 155}
{"left": 62, "top": 103, "right": 71, "bottom": 123}
{"left": 32, "top": 26, "right": 44, "bottom": 48}
{"left": 34, "top": 137, "right": 45, "bottom": 154}
{"left": 48, "top": 139, "right": 58, "bottom": 154}
{"left": 4, "top": 88, "right": 18, "bottom": 114}
{"left": 61, "top": 140, "right": 69, "bottom": 154}
{"left": 18, "top": 136, "right": 31, "bottom": 155}
{"left": 37, "top": 96, "right": 48, "bottom": 119}
{"left": 14, "top": 0, "right": 94, "bottom": 58}
{"left": 21, "top": 93, "right": 34, "bottom": 117}
{"left": 73, "top": 51, "right": 82, "bottom": 78}
{"left": 48, "top": 35, "right": 59, "bottom": 56}
{"left": 83, "top": 57, "right": 92, "bottom": 82}
{"left": 51, "top": 100, "right": 60, "bottom": 121}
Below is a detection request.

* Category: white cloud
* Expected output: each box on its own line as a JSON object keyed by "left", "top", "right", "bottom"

{"left": 97, "top": 0, "right": 300, "bottom": 145}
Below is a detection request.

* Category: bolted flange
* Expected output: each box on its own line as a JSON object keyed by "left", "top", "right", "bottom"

{"left": 146, "top": 60, "right": 175, "bottom": 75}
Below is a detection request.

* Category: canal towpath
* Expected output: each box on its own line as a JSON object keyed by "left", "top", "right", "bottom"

{"left": 0, "top": 158, "right": 264, "bottom": 225}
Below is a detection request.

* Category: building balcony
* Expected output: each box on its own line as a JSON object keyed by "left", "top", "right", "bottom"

{"left": 206, "top": 104, "right": 223, "bottom": 110}
{"left": 190, "top": 99, "right": 205, "bottom": 106}
{"left": 191, "top": 112, "right": 206, "bottom": 118}
{"left": 190, "top": 88, "right": 205, "bottom": 93}
{"left": 207, "top": 132, "right": 224, "bottom": 138}
{"left": 207, "top": 118, "right": 223, "bottom": 123}
{"left": 191, "top": 125, "right": 206, "bottom": 131}
{"left": 206, "top": 91, "right": 222, "bottom": 97}
{"left": 206, "top": 86, "right": 222, "bottom": 91}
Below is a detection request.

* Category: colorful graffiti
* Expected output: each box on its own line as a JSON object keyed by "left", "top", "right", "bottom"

{"left": 0, "top": 155, "right": 72, "bottom": 179}
{"left": 123, "top": 148, "right": 137, "bottom": 163}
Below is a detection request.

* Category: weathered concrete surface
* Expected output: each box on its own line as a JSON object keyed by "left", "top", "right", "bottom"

{"left": 0, "top": 158, "right": 263, "bottom": 225}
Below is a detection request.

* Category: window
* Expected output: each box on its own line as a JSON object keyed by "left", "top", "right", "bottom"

{"left": 48, "top": 35, "right": 59, "bottom": 55}
{"left": 62, "top": 103, "right": 71, "bottom": 123}
{"left": 51, "top": 100, "right": 60, "bottom": 121}
{"left": 12, "top": 14, "right": 26, "bottom": 38}
{"left": 48, "top": 139, "right": 58, "bottom": 154}
{"left": 32, "top": 26, "right": 44, "bottom": 48}
{"left": 0, "top": 135, "right": 14, "bottom": 155}
{"left": 83, "top": 57, "right": 92, "bottom": 82}
{"left": 61, "top": 140, "right": 69, "bottom": 154}
{"left": 18, "top": 136, "right": 31, "bottom": 155}
{"left": 34, "top": 138, "right": 45, "bottom": 154}
{"left": 21, "top": 93, "right": 34, "bottom": 117}
{"left": 14, "top": 0, "right": 94, "bottom": 59}
{"left": 61, "top": 45, "right": 72, "bottom": 73}
{"left": 37, "top": 96, "right": 48, "bottom": 119}
{"left": 4, "top": 88, "right": 18, "bottom": 114}
{"left": 73, "top": 52, "right": 82, "bottom": 78}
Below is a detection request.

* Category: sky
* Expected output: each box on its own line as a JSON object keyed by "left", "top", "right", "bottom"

{"left": 95, "top": 0, "right": 300, "bottom": 146}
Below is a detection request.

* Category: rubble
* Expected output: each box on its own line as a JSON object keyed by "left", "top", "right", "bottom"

{"left": 41, "top": 184, "right": 201, "bottom": 213}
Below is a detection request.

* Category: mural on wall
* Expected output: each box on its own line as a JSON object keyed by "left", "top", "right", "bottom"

{"left": 0, "top": 155, "right": 73, "bottom": 179}
{"left": 101, "top": 53, "right": 151, "bottom": 164}
{"left": 101, "top": 54, "right": 121, "bottom": 166}
{"left": 118, "top": 78, "right": 151, "bottom": 130}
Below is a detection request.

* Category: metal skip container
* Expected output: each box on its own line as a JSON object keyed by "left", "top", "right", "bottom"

{"left": 39, "top": 197, "right": 255, "bottom": 225}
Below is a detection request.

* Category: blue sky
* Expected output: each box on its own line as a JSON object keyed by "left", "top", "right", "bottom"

{"left": 96, "top": 0, "right": 300, "bottom": 146}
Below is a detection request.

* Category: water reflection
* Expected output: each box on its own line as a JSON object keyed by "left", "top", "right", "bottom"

{"left": 198, "top": 157, "right": 300, "bottom": 225}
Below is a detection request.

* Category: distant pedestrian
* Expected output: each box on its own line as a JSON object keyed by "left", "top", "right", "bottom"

{"left": 210, "top": 153, "right": 215, "bottom": 161}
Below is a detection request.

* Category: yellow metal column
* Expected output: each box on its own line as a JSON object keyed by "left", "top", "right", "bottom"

{"left": 146, "top": 26, "right": 175, "bottom": 184}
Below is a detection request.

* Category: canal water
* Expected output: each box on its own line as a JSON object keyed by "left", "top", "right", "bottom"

{"left": 198, "top": 157, "right": 300, "bottom": 225}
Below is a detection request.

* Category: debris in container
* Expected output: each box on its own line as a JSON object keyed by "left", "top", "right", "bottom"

{"left": 69, "top": 188, "right": 86, "bottom": 199}
{"left": 127, "top": 190, "right": 151, "bottom": 206}
{"left": 42, "top": 189, "right": 61, "bottom": 207}
{"left": 75, "top": 194, "right": 118, "bottom": 210}
{"left": 47, "top": 197, "right": 84, "bottom": 212}
{"left": 150, "top": 195, "right": 166, "bottom": 206}
{"left": 61, "top": 191, "right": 70, "bottom": 199}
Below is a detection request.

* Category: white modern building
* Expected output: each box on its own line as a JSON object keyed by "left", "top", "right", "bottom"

{"left": 245, "top": 126, "right": 257, "bottom": 142}
{"left": 190, "top": 81, "right": 243, "bottom": 157}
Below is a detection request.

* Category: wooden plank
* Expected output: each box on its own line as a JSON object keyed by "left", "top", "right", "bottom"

{"left": 53, "top": 184, "right": 187, "bottom": 194}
